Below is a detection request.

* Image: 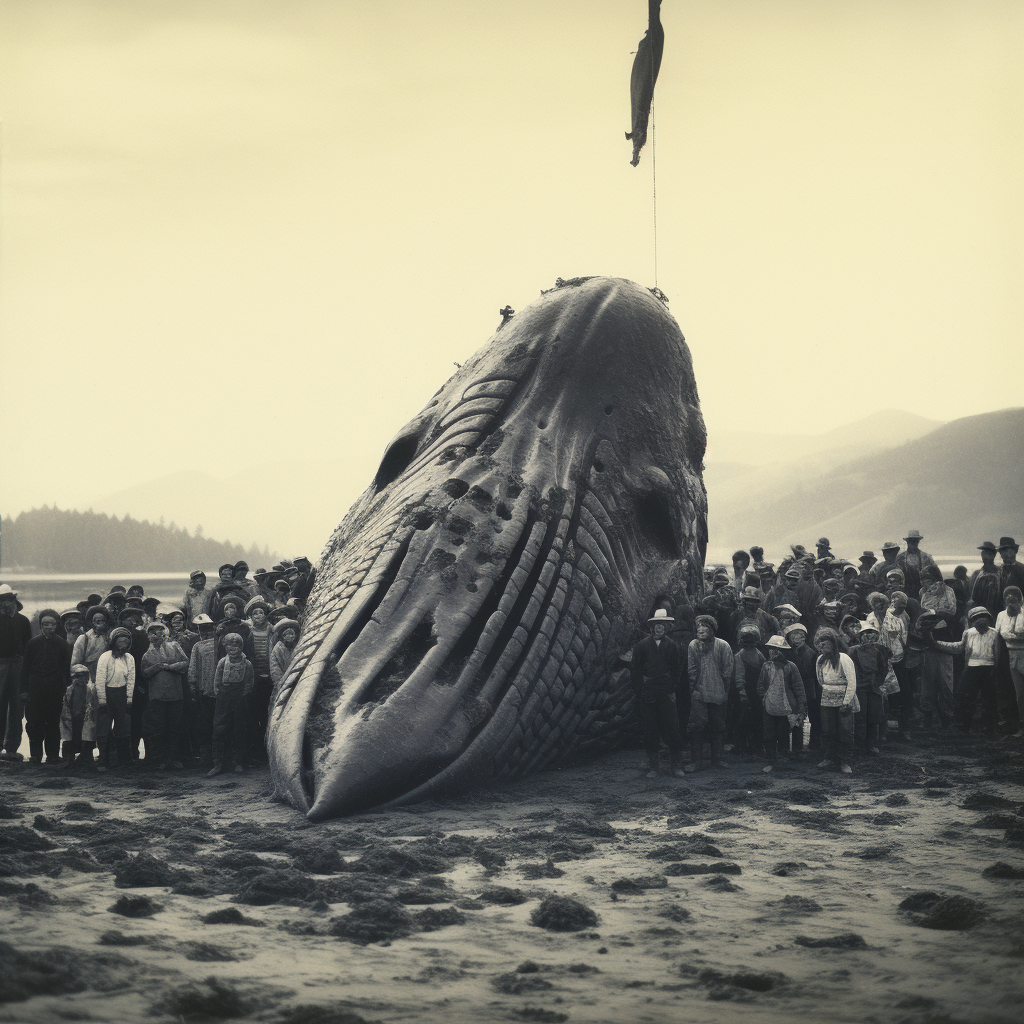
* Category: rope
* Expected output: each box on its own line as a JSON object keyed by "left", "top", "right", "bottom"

{"left": 651, "top": 98, "right": 658, "bottom": 289}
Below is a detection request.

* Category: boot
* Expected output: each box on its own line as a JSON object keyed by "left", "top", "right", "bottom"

{"left": 669, "top": 750, "right": 686, "bottom": 779}
{"left": 206, "top": 762, "right": 225, "bottom": 778}
{"left": 75, "top": 744, "right": 96, "bottom": 771}
{"left": 644, "top": 750, "right": 660, "bottom": 779}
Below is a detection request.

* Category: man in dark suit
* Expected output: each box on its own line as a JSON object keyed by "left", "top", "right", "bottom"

{"left": 630, "top": 608, "right": 686, "bottom": 778}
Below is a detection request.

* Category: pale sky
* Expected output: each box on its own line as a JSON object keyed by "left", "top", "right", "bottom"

{"left": 2, "top": 0, "right": 1021, "bottom": 519}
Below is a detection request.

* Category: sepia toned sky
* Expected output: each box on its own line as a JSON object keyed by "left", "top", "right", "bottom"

{"left": 2, "top": 0, "right": 1021, "bottom": 521}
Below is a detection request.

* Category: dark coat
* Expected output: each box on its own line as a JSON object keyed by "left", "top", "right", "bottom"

{"left": 631, "top": 635, "right": 685, "bottom": 702}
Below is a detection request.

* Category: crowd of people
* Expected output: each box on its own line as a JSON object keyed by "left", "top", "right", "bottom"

{"left": 630, "top": 532, "right": 1024, "bottom": 777}
{"left": 0, "top": 559, "right": 315, "bottom": 774}
{"left": 1, "top": 534, "right": 1022, "bottom": 783}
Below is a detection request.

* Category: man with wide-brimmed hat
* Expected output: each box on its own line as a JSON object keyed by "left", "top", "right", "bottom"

{"left": 0, "top": 584, "right": 32, "bottom": 761}
{"left": 60, "top": 608, "right": 86, "bottom": 650}
{"left": 857, "top": 551, "right": 877, "bottom": 580}
{"left": 998, "top": 538, "right": 1024, "bottom": 611}
{"left": 870, "top": 541, "right": 901, "bottom": 583}
{"left": 730, "top": 586, "right": 779, "bottom": 646}
{"left": 895, "top": 530, "right": 937, "bottom": 602}
{"left": 968, "top": 542, "right": 1003, "bottom": 619}
{"left": 631, "top": 608, "right": 687, "bottom": 778}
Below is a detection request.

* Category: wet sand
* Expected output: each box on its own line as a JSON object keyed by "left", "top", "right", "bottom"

{"left": 1, "top": 735, "right": 1022, "bottom": 1024}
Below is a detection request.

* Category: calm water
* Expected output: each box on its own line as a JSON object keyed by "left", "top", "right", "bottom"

{"left": 2, "top": 573, "right": 202, "bottom": 624}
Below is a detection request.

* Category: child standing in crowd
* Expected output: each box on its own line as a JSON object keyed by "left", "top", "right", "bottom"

{"left": 730, "top": 624, "right": 763, "bottom": 754}
{"left": 215, "top": 596, "right": 251, "bottom": 662}
{"left": 140, "top": 621, "right": 189, "bottom": 769}
{"left": 244, "top": 598, "right": 274, "bottom": 764}
{"left": 996, "top": 587, "right": 1024, "bottom": 737}
{"left": 814, "top": 627, "right": 856, "bottom": 774}
{"left": 208, "top": 633, "right": 253, "bottom": 777}
{"left": 94, "top": 626, "right": 135, "bottom": 769}
{"left": 784, "top": 622, "right": 819, "bottom": 753}
{"left": 188, "top": 614, "right": 219, "bottom": 766}
{"left": 849, "top": 622, "right": 890, "bottom": 755}
{"left": 60, "top": 664, "right": 99, "bottom": 769}
{"left": 71, "top": 607, "right": 113, "bottom": 686}
{"left": 913, "top": 610, "right": 956, "bottom": 731}
{"left": 269, "top": 618, "right": 300, "bottom": 688}
{"left": 757, "top": 635, "right": 806, "bottom": 771}
{"left": 932, "top": 606, "right": 1000, "bottom": 736}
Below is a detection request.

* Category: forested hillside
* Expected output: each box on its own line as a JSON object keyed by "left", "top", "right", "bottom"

{"left": 0, "top": 507, "right": 276, "bottom": 572}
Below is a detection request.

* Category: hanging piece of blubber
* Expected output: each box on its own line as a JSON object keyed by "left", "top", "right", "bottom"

{"left": 625, "top": 0, "right": 664, "bottom": 167}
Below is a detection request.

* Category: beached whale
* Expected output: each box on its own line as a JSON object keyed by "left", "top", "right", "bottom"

{"left": 268, "top": 276, "right": 707, "bottom": 819}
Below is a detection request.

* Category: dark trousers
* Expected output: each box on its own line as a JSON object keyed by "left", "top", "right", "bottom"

{"left": 854, "top": 689, "right": 885, "bottom": 751}
{"left": 890, "top": 660, "right": 911, "bottom": 732}
{"left": 956, "top": 665, "right": 997, "bottom": 734}
{"left": 130, "top": 688, "right": 148, "bottom": 759}
{"left": 762, "top": 711, "right": 791, "bottom": 758}
{"left": 735, "top": 685, "right": 762, "bottom": 754}
{"left": 212, "top": 690, "right": 249, "bottom": 767}
{"left": 25, "top": 683, "right": 64, "bottom": 760}
{"left": 688, "top": 698, "right": 727, "bottom": 762}
{"left": 249, "top": 676, "right": 273, "bottom": 762}
{"left": 96, "top": 687, "right": 131, "bottom": 765}
{"left": 197, "top": 694, "right": 217, "bottom": 749}
{"left": 142, "top": 699, "right": 184, "bottom": 765}
{"left": 637, "top": 692, "right": 684, "bottom": 764}
{"left": 0, "top": 657, "right": 24, "bottom": 753}
{"left": 820, "top": 705, "right": 854, "bottom": 764}
{"left": 674, "top": 683, "right": 691, "bottom": 738}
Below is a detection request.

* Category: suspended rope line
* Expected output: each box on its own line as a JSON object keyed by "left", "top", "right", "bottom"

{"left": 651, "top": 98, "right": 658, "bottom": 289}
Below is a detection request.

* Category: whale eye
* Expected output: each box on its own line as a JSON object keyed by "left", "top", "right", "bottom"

{"left": 637, "top": 489, "right": 681, "bottom": 559}
{"left": 374, "top": 432, "right": 422, "bottom": 491}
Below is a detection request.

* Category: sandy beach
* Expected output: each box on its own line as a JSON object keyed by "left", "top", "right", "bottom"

{"left": 1, "top": 732, "right": 1022, "bottom": 1024}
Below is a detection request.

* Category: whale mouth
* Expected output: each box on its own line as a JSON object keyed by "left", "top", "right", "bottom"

{"left": 273, "top": 484, "right": 595, "bottom": 819}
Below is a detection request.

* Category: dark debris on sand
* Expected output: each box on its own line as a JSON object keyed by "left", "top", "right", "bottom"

{"left": 0, "top": 825, "right": 55, "bottom": 853}
{"left": 202, "top": 906, "right": 265, "bottom": 926}
{"left": 695, "top": 967, "right": 786, "bottom": 999}
{"left": 611, "top": 874, "right": 668, "bottom": 892}
{"left": 183, "top": 941, "right": 239, "bottom": 962}
{"left": 0, "top": 941, "right": 135, "bottom": 1003}
{"left": 491, "top": 971, "right": 553, "bottom": 994}
{"left": 478, "top": 886, "right": 530, "bottom": 906}
{"left": 775, "top": 895, "right": 822, "bottom": 913}
{"left": 150, "top": 975, "right": 272, "bottom": 1020}
{"left": 329, "top": 899, "right": 415, "bottom": 944}
{"left": 704, "top": 875, "right": 742, "bottom": 892}
{"left": 413, "top": 906, "right": 465, "bottom": 931}
{"left": 983, "top": 862, "right": 1024, "bottom": 879}
{"left": 109, "top": 894, "right": 162, "bottom": 917}
{"left": 898, "top": 892, "right": 986, "bottom": 930}
{"left": 795, "top": 933, "right": 867, "bottom": 949}
{"left": 657, "top": 903, "right": 691, "bottom": 923}
{"left": 530, "top": 895, "right": 598, "bottom": 931}
{"left": 961, "top": 791, "right": 1020, "bottom": 811}
{"left": 276, "top": 1005, "right": 380, "bottom": 1024}
{"left": 99, "top": 930, "right": 157, "bottom": 946}
{"left": 114, "top": 852, "right": 194, "bottom": 888}
{"left": 665, "top": 862, "right": 741, "bottom": 876}
{"left": 520, "top": 859, "right": 564, "bottom": 879}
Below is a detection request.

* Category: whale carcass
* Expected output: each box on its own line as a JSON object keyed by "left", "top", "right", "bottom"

{"left": 268, "top": 276, "right": 707, "bottom": 819}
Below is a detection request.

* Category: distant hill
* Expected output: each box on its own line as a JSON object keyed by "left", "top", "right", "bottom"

{"left": 709, "top": 408, "right": 1024, "bottom": 554}
{"left": 705, "top": 409, "right": 942, "bottom": 466}
{"left": 88, "top": 451, "right": 379, "bottom": 559}
{"left": 0, "top": 507, "right": 277, "bottom": 573}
